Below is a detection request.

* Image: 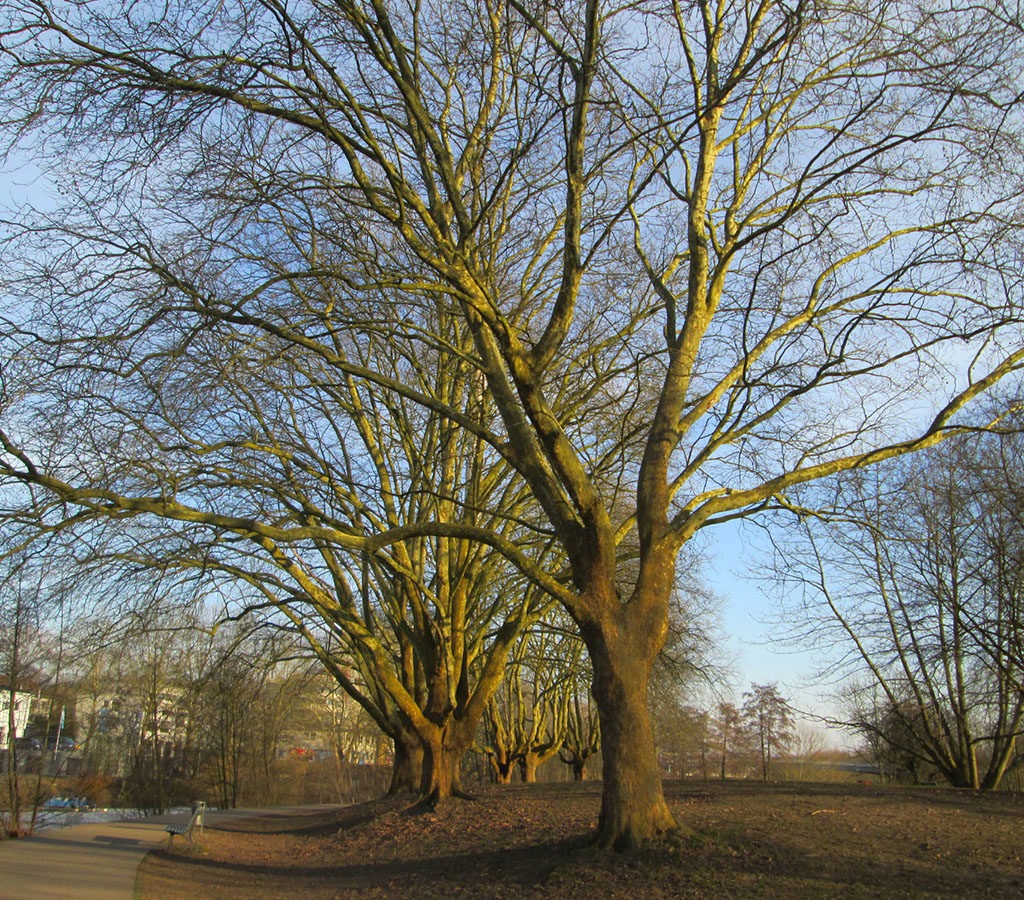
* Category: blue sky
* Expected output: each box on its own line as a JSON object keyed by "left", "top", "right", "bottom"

{"left": 703, "top": 518, "right": 854, "bottom": 748}
{"left": 0, "top": 150, "right": 41, "bottom": 206}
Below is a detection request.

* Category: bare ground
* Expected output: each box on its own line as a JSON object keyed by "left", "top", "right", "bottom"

{"left": 134, "top": 780, "right": 1024, "bottom": 898}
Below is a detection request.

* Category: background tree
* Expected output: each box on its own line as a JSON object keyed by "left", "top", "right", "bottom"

{"left": 558, "top": 670, "right": 602, "bottom": 783}
{"left": 296, "top": 672, "right": 387, "bottom": 804}
{"left": 479, "top": 624, "right": 572, "bottom": 784}
{"left": 3, "top": 0, "right": 1024, "bottom": 847}
{"left": 708, "top": 703, "right": 746, "bottom": 780}
{"left": 775, "top": 725, "right": 831, "bottom": 783}
{"left": 844, "top": 681, "right": 939, "bottom": 785}
{"left": 195, "top": 631, "right": 281, "bottom": 810}
{"left": 115, "top": 617, "right": 208, "bottom": 813}
{"left": 776, "top": 426, "right": 1024, "bottom": 789}
{"left": 649, "top": 560, "right": 722, "bottom": 778}
{"left": 742, "top": 684, "right": 795, "bottom": 781}
{"left": 1, "top": 554, "right": 46, "bottom": 837}
{"left": 0, "top": 533, "right": 83, "bottom": 836}
{"left": 651, "top": 702, "right": 712, "bottom": 780}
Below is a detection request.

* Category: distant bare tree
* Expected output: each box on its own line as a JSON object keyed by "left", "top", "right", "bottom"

{"left": 742, "top": 684, "right": 795, "bottom": 781}
{"left": 779, "top": 426, "right": 1024, "bottom": 789}
{"left": 0, "top": 535, "right": 82, "bottom": 837}
{"left": 479, "top": 623, "right": 573, "bottom": 784}
{"left": 558, "top": 679, "right": 601, "bottom": 783}
{"left": 708, "top": 703, "right": 746, "bottom": 780}
{"left": 1, "top": 556, "right": 44, "bottom": 837}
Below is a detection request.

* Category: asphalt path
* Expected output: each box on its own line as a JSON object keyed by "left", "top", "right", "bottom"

{"left": 0, "top": 805, "right": 346, "bottom": 899}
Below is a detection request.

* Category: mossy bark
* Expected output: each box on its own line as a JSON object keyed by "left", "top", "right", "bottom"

{"left": 583, "top": 599, "right": 677, "bottom": 850}
{"left": 591, "top": 650, "right": 676, "bottom": 849}
{"left": 414, "top": 728, "right": 474, "bottom": 808}
{"left": 387, "top": 732, "right": 425, "bottom": 796}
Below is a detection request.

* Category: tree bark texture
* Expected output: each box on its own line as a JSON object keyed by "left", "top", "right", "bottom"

{"left": 387, "top": 732, "right": 425, "bottom": 796}
{"left": 520, "top": 753, "right": 539, "bottom": 784}
{"left": 586, "top": 626, "right": 676, "bottom": 849}
{"left": 416, "top": 728, "right": 473, "bottom": 807}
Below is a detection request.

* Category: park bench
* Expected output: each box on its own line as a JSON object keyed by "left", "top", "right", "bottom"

{"left": 165, "top": 801, "right": 206, "bottom": 849}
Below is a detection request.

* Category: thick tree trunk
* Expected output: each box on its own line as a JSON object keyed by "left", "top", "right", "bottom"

{"left": 981, "top": 734, "right": 1015, "bottom": 790}
{"left": 391, "top": 720, "right": 477, "bottom": 806}
{"left": 520, "top": 753, "right": 539, "bottom": 784}
{"left": 416, "top": 732, "right": 470, "bottom": 806}
{"left": 521, "top": 745, "right": 561, "bottom": 783}
{"left": 387, "top": 731, "right": 424, "bottom": 796}
{"left": 588, "top": 633, "right": 677, "bottom": 850}
{"left": 558, "top": 748, "right": 589, "bottom": 781}
{"left": 489, "top": 754, "right": 515, "bottom": 784}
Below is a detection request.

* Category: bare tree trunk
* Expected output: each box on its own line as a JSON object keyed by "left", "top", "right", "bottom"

{"left": 419, "top": 738, "right": 454, "bottom": 802}
{"left": 4, "top": 681, "right": 20, "bottom": 838}
{"left": 387, "top": 731, "right": 424, "bottom": 796}
{"left": 489, "top": 755, "right": 515, "bottom": 784}
{"left": 587, "top": 632, "right": 675, "bottom": 850}
{"left": 981, "top": 735, "right": 1016, "bottom": 790}
{"left": 520, "top": 744, "right": 561, "bottom": 784}
{"left": 558, "top": 747, "right": 590, "bottom": 781}
{"left": 4, "top": 609, "right": 22, "bottom": 838}
{"left": 520, "top": 753, "right": 538, "bottom": 784}
{"left": 416, "top": 731, "right": 470, "bottom": 807}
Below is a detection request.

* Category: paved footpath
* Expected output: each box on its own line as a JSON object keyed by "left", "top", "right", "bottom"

{"left": 0, "top": 805, "right": 345, "bottom": 900}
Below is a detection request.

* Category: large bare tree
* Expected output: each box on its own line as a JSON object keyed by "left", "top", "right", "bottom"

{"left": 2, "top": 0, "right": 1023, "bottom": 847}
{"left": 4, "top": 287, "right": 555, "bottom": 802}
{"left": 777, "top": 430, "right": 1024, "bottom": 789}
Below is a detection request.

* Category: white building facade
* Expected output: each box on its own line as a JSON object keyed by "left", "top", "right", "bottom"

{"left": 0, "top": 688, "right": 33, "bottom": 744}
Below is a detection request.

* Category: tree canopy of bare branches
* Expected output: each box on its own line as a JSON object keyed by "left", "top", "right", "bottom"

{"left": 2, "top": 0, "right": 1023, "bottom": 847}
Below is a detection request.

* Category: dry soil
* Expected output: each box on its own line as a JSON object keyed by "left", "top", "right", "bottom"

{"left": 134, "top": 779, "right": 1024, "bottom": 898}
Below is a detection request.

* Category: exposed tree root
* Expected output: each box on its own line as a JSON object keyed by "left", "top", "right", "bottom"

{"left": 404, "top": 787, "right": 477, "bottom": 815}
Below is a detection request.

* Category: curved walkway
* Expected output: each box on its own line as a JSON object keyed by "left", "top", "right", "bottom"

{"left": 0, "top": 805, "right": 345, "bottom": 899}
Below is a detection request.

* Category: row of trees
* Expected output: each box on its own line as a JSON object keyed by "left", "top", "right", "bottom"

{"left": 6, "top": 570, "right": 801, "bottom": 810}
{"left": 2, "top": 610, "right": 391, "bottom": 832}
{"left": 10, "top": 431, "right": 1024, "bottom": 836}
{"left": 656, "top": 684, "right": 798, "bottom": 782}
{"left": 1, "top": 0, "right": 1023, "bottom": 849}
{"left": 479, "top": 624, "right": 599, "bottom": 784}
{"left": 0, "top": 531, "right": 603, "bottom": 833}
{"left": 2, "top": 589, "right": 688, "bottom": 833}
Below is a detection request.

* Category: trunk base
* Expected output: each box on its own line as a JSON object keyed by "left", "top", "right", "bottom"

{"left": 585, "top": 614, "right": 678, "bottom": 852}
{"left": 387, "top": 735, "right": 425, "bottom": 797}
{"left": 593, "top": 799, "right": 678, "bottom": 851}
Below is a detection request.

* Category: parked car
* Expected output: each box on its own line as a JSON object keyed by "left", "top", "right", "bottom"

{"left": 43, "top": 796, "right": 93, "bottom": 811}
{"left": 14, "top": 736, "right": 42, "bottom": 752}
{"left": 46, "top": 736, "right": 79, "bottom": 752}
